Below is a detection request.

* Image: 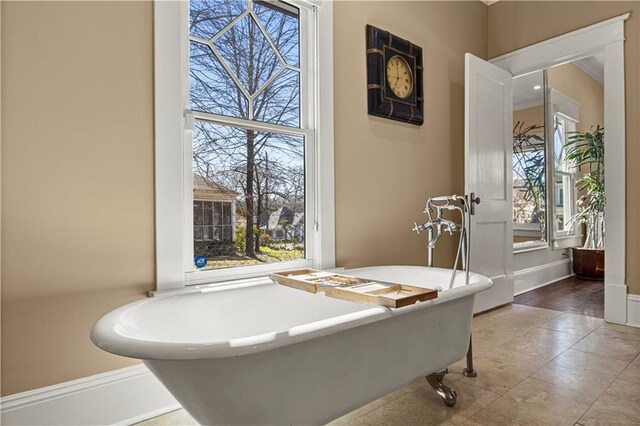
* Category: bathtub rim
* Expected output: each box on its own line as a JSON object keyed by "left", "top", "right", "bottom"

{"left": 90, "top": 266, "right": 492, "bottom": 360}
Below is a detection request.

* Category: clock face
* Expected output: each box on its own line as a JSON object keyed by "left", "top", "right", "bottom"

{"left": 386, "top": 55, "right": 414, "bottom": 99}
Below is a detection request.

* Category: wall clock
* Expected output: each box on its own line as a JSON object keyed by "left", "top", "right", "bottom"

{"left": 366, "top": 25, "right": 424, "bottom": 126}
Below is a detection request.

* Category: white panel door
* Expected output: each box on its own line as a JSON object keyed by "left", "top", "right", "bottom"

{"left": 465, "top": 53, "right": 514, "bottom": 314}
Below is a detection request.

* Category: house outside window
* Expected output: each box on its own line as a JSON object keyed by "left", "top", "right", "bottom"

{"left": 193, "top": 201, "right": 233, "bottom": 242}
{"left": 193, "top": 175, "right": 238, "bottom": 267}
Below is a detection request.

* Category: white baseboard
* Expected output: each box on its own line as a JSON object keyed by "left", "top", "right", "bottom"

{"left": 1, "top": 364, "right": 180, "bottom": 426}
{"left": 627, "top": 294, "right": 640, "bottom": 328}
{"left": 605, "top": 282, "right": 628, "bottom": 325}
{"left": 514, "top": 259, "right": 573, "bottom": 296}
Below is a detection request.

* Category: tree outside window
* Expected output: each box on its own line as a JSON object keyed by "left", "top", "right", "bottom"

{"left": 189, "top": 0, "right": 306, "bottom": 269}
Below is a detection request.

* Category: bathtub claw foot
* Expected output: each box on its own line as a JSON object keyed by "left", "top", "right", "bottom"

{"left": 462, "top": 368, "right": 477, "bottom": 378}
{"left": 426, "top": 369, "right": 457, "bottom": 407}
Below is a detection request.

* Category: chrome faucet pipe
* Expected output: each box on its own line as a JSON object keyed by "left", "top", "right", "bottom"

{"left": 448, "top": 204, "right": 466, "bottom": 290}
{"left": 414, "top": 193, "right": 478, "bottom": 379}
{"left": 427, "top": 227, "right": 433, "bottom": 267}
{"left": 413, "top": 194, "right": 471, "bottom": 289}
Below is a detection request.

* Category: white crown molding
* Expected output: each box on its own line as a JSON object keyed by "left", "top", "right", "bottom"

{"left": 514, "top": 99, "right": 543, "bottom": 111}
{"left": 574, "top": 58, "right": 605, "bottom": 84}
{"left": 1, "top": 364, "right": 179, "bottom": 425}
{"left": 490, "top": 13, "right": 629, "bottom": 78}
{"left": 549, "top": 88, "right": 581, "bottom": 122}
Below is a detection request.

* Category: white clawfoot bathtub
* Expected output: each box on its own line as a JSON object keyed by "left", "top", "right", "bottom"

{"left": 91, "top": 265, "right": 491, "bottom": 425}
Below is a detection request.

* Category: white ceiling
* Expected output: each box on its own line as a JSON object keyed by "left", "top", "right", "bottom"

{"left": 574, "top": 53, "right": 605, "bottom": 84}
{"left": 512, "top": 53, "right": 603, "bottom": 111}
{"left": 513, "top": 71, "right": 544, "bottom": 110}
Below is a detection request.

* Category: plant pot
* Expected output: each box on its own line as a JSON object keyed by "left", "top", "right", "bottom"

{"left": 571, "top": 247, "right": 604, "bottom": 281}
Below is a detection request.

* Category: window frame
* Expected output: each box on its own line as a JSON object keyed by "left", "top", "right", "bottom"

{"left": 552, "top": 115, "right": 577, "bottom": 237}
{"left": 186, "top": 0, "right": 314, "bottom": 281}
{"left": 546, "top": 88, "right": 582, "bottom": 249}
{"left": 154, "top": 0, "right": 335, "bottom": 292}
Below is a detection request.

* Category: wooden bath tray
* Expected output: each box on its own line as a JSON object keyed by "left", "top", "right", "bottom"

{"left": 269, "top": 269, "right": 438, "bottom": 308}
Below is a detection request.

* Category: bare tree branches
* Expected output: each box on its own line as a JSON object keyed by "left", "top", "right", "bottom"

{"left": 189, "top": 0, "right": 303, "bottom": 261}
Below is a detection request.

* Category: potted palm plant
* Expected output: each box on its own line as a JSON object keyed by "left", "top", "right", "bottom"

{"left": 565, "top": 125, "right": 605, "bottom": 280}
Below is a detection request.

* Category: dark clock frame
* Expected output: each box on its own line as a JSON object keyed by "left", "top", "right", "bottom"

{"left": 366, "top": 25, "right": 424, "bottom": 126}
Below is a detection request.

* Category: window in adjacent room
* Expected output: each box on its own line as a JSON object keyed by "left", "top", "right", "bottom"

{"left": 553, "top": 114, "right": 578, "bottom": 236}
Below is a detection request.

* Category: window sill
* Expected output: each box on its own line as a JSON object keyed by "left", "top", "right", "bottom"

{"left": 185, "top": 258, "right": 314, "bottom": 286}
{"left": 513, "top": 241, "right": 550, "bottom": 254}
{"left": 149, "top": 263, "right": 346, "bottom": 298}
{"left": 149, "top": 276, "right": 273, "bottom": 298}
{"left": 552, "top": 234, "right": 582, "bottom": 250}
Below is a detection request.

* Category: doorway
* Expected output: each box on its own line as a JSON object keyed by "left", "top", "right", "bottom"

{"left": 510, "top": 56, "right": 605, "bottom": 316}
{"left": 467, "top": 13, "right": 629, "bottom": 324}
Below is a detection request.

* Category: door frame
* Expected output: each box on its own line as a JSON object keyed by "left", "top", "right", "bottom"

{"left": 488, "top": 13, "right": 630, "bottom": 325}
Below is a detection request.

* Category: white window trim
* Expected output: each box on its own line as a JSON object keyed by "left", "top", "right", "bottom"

{"left": 552, "top": 170, "right": 578, "bottom": 240}
{"left": 513, "top": 240, "right": 549, "bottom": 254}
{"left": 154, "top": 0, "right": 335, "bottom": 293}
{"left": 185, "top": 0, "right": 317, "bottom": 285}
{"left": 514, "top": 222, "right": 543, "bottom": 237}
{"left": 547, "top": 90, "right": 581, "bottom": 247}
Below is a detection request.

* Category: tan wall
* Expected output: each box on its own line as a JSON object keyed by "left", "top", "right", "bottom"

{"left": 2, "top": 0, "right": 636, "bottom": 398}
{"left": 333, "top": 1, "right": 487, "bottom": 269}
{"left": 548, "top": 63, "right": 604, "bottom": 133}
{"left": 488, "top": 1, "right": 640, "bottom": 295}
{"left": 1, "top": 1, "right": 154, "bottom": 395}
{"left": 513, "top": 105, "right": 544, "bottom": 128}
{"left": 1, "top": 0, "right": 489, "bottom": 397}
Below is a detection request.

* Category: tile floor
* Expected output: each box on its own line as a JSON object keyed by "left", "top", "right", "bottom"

{"left": 138, "top": 304, "right": 640, "bottom": 426}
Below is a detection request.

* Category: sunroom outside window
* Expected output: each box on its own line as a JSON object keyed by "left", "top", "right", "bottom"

{"left": 188, "top": 0, "right": 313, "bottom": 271}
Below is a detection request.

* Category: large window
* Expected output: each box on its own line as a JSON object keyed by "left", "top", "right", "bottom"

{"left": 188, "top": 0, "right": 313, "bottom": 272}
{"left": 154, "top": 0, "right": 333, "bottom": 291}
